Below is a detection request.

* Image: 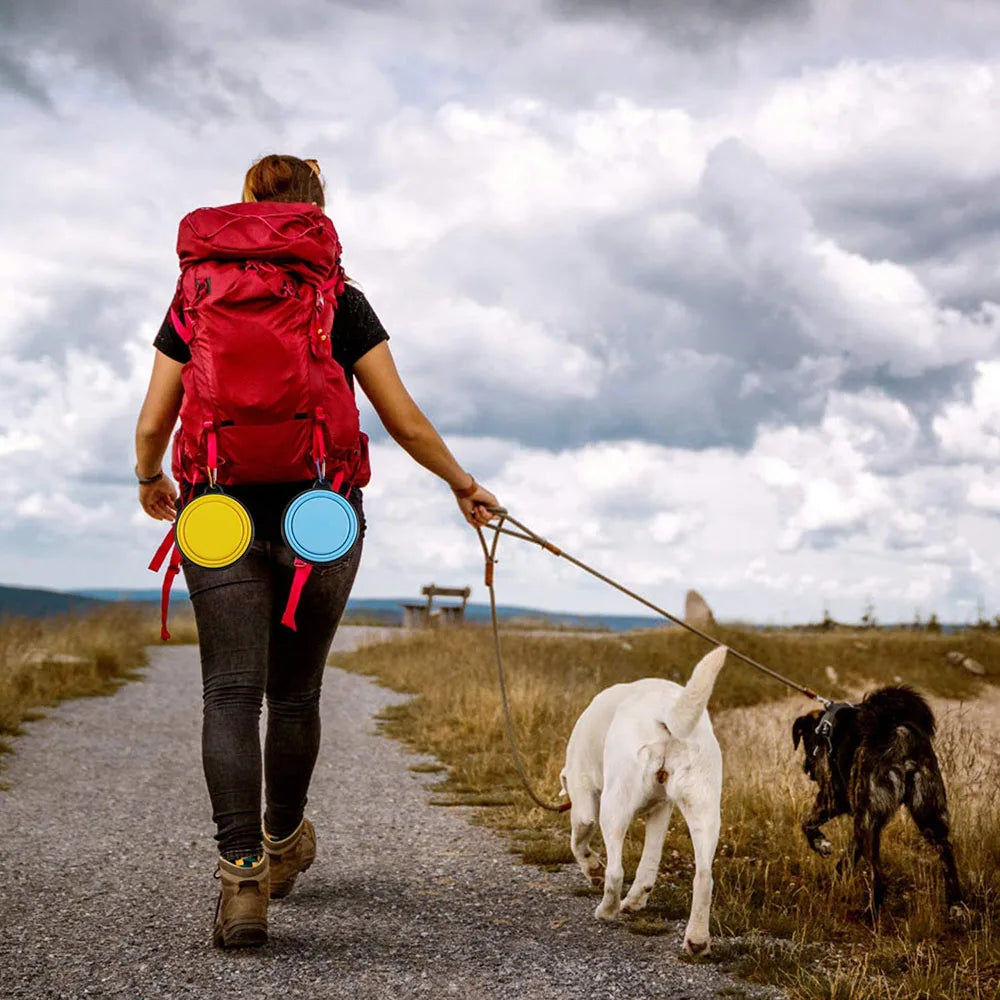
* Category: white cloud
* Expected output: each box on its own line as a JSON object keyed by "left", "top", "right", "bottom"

{"left": 402, "top": 297, "right": 602, "bottom": 405}
{"left": 967, "top": 479, "right": 1000, "bottom": 515}
{"left": 750, "top": 60, "right": 1000, "bottom": 182}
{"left": 699, "top": 139, "right": 1000, "bottom": 378}
{"left": 755, "top": 403, "right": 894, "bottom": 552}
{"left": 934, "top": 361, "right": 1000, "bottom": 463}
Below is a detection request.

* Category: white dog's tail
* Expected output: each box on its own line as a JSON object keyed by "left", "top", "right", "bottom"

{"left": 664, "top": 646, "right": 728, "bottom": 739}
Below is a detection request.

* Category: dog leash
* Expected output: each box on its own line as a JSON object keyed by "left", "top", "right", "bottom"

{"left": 473, "top": 505, "right": 833, "bottom": 814}
{"left": 476, "top": 508, "right": 571, "bottom": 813}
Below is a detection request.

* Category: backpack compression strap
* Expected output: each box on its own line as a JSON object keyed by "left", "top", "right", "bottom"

{"left": 281, "top": 560, "right": 313, "bottom": 631}
{"left": 312, "top": 408, "right": 327, "bottom": 480}
{"left": 147, "top": 482, "right": 196, "bottom": 641}
{"left": 148, "top": 526, "right": 183, "bottom": 641}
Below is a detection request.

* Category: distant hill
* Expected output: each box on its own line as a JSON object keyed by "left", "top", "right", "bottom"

{"left": 336, "top": 598, "right": 662, "bottom": 632}
{"left": 3, "top": 586, "right": 970, "bottom": 632}
{"left": 0, "top": 585, "right": 190, "bottom": 620}
{"left": 74, "top": 588, "right": 167, "bottom": 603}
{"left": 0, "top": 585, "right": 108, "bottom": 619}
{"left": 68, "top": 589, "right": 661, "bottom": 631}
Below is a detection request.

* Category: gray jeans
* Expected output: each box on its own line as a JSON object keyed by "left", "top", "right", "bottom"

{"left": 183, "top": 525, "right": 362, "bottom": 857}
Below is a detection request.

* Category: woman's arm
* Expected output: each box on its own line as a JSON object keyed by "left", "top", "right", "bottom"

{"left": 135, "top": 351, "right": 184, "bottom": 521}
{"left": 353, "top": 342, "right": 498, "bottom": 525}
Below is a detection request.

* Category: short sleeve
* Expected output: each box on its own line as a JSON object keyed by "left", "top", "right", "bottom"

{"left": 332, "top": 284, "right": 389, "bottom": 370}
{"left": 153, "top": 298, "right": 190, "bottom": 364}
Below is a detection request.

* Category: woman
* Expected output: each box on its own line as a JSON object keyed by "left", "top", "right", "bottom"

{"left": 134, "top": 154, "right": 498, "bottom": 948}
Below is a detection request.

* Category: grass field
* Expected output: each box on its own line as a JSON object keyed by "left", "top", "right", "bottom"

{"left": 4, "top": 605, "right": 997, "bottom": 995}
{"left": 0, "top": 605, "right": 198, "bottom": 779}
{"left": 334, "top": 624, "right": 1000, "bottom": 1000}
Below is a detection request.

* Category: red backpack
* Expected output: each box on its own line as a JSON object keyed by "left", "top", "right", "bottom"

{"left": 149, "top": 201, "right": 370, "bottom": 637}
{"left": 171, "top": 200, "right": 369, "bottom": 488}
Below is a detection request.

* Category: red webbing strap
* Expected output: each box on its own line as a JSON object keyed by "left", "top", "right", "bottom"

{"left": 204, "top": 422, "right": 218, "bottom": 475}
{"left": 159, "top": 545, "right": 183, "bottom": 641}
{"left": 330, "top": 470, "right": 345, "bottom": 492}
{"left": 312, "top": 407, "right": 327, "bottom": 465}
{"left": 170, "top": 306, "right": 193, "bottom": 345}
{"left": 281, "top": 559, "right": 313, "bottom": 631}
{"left": 148, "top": 482, "right": 195, "bottom": 640}
{"left": 148, "top": 525, "right": 175, "bottom": 572}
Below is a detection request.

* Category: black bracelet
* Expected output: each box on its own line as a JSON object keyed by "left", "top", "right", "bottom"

{"left": 135, "top": 465, "right": 164, "bottom": 485}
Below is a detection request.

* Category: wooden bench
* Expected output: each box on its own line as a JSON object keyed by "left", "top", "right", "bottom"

{"left": 400, "top": 584, "right": 472, "bottom": 628}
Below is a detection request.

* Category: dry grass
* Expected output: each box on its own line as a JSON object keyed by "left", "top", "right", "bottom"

{"left": 0, "top": 604, "right": 198, "bottom": 779}
{"left": 333, "top": 624, "right": 1000, "bottom": 999}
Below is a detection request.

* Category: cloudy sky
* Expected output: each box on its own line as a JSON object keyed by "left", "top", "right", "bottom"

{"left": 4, "top": 0, "right": 1000, "bottom": 624}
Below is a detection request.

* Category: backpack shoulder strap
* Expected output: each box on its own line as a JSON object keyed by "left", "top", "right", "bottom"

{"left": 168, "top": 279, "right": 193, "bottom": 344}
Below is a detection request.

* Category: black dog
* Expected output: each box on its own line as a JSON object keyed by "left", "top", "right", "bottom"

{"left": 792, "top": 685, "right": 963, "bottom": 916}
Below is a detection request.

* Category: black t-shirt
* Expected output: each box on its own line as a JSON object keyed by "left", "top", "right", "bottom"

{"left": 154, "top": 283, "right": 389, "bottom": 541}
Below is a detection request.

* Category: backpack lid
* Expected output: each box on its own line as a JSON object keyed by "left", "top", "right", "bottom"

{"left": 282, "top": 487, "right": 358, "bottom": 564}
{"left": 177, "top": 201, "right": 340, "bottom": 282}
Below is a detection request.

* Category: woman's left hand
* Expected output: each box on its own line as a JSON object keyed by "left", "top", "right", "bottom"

{"left": 139, "top": 476, "right": 179, "bottom": 522}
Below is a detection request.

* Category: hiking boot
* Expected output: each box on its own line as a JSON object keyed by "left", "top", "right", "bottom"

{"left": 212, "top": 854, "right": 269, "bottom": 948}
{"left": 264, "top": 818, "right": 316, "bottom": 899}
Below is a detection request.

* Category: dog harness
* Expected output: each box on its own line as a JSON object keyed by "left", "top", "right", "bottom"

{"left": 812, "top": 701, "right": 858, "bottom": 759}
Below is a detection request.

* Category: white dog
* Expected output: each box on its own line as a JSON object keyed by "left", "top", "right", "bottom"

{"left": 559, "top": 646, "right": 727, "bottom": 954}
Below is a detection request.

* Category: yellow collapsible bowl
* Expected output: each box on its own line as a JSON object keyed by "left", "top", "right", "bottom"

{"left": 175, "top": 491, "right": 253, "bottom": 569}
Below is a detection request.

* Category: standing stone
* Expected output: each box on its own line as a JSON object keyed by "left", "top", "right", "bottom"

{"left": 684, "top": 590, "right": 717, "bottom": 629}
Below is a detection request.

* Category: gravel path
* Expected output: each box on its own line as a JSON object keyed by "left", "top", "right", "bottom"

{"left": 2, "top": 630, "right": 782, "bottom": 999}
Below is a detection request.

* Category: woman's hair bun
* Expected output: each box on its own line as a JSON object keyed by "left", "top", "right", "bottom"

{"left": 242, "top": 155, "right": 324, "bottom": 207}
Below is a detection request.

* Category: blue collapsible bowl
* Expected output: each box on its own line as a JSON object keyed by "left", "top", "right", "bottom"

{"left": 282, "top": 487, "right": 358, "bottom": 564}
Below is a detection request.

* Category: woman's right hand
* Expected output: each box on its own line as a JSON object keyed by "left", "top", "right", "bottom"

{"left": 139, "top": 476, "right": 179, "bottom": 522}
{"left": 454, "top": 480, "right": 500, "bottom": 527}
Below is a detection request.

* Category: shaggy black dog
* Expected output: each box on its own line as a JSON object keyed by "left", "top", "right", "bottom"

{"left": 792, "top": 686, "right": 963, "bottom": 916}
